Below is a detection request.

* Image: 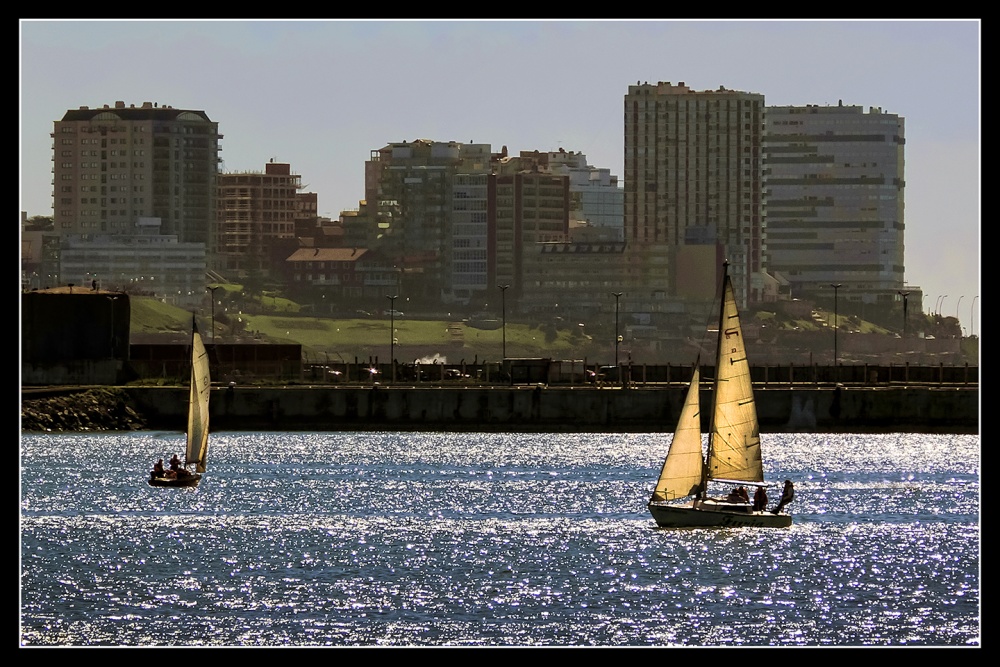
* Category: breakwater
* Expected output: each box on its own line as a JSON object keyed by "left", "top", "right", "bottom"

{"left": 103, "top": 384, "right": 978, "bottom": 434}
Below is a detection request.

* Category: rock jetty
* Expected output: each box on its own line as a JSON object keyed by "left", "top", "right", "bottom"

{"left": 21, "top": 388, "right": 147, "bottom": 432}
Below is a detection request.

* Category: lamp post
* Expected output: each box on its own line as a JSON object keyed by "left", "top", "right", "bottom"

{"left": 939, "top": 295, "right": 948, "bottom": 318}
{"left": 971, "top": 295, "right": 979, "bottom": 336}
{"left": 499, "top": 284, "right": 510, "bottom": 360}
{"left": 830, "top": 284, "right": 841, "bottom": 368}
{"left": 897, "top": 290, "right": 910, "bottom": 340}
{"left": 613, "top": 292, "right": 623, "bottom": 370}
{"left": 207, "top": 285, "right": 221, "bottom": 343}
{"left": 955, "top": 295, "right": 964, "bottom": 322}
{"left": 387, "top": 294, "right": 397, "bottom": 383}
{"left": 934, "top": 295, "right": 946, "bottom": 316}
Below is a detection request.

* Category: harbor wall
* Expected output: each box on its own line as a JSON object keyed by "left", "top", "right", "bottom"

{"left": 123, "top": 385, "right": 978, "bottom": 434}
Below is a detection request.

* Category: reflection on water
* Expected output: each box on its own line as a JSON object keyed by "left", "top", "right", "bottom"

{"left": 21, "top": 432, "right": 979, "bottom": 646}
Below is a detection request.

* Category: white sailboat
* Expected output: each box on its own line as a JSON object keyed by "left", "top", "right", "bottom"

{"left": 149, "top": 315, "right": 210, "bottom": 488}
{"left": 647, "top": 262, "right": 792, "bottom": 528}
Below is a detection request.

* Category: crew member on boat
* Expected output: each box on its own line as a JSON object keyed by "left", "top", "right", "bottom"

{"left": 169, "top": 454, "right": 181, "bottom": 471}
{"left": 753, "top": 486, "right": 768, "bottom": 512}
{"left": 151, "top": 458, "right": 165, "bottom": 478}
{"left": 772, "top": 480, "right": 795, "bottom": 514}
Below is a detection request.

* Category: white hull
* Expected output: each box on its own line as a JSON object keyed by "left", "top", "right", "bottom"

{"left": 648, "top": 500, "right": 792, "bottom": 528}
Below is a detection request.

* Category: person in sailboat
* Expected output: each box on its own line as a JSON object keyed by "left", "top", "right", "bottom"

{"left": 169, "top": 454, "right": 181, "bottom": 471}
{"left": 753, "top": 485, "right": 768, "bottom": 512}
{"left": 772, "top": 480, "right": 795, "bottom": 514}
{"left": 151, "top": 458, "right": 165, "bottom": 479}
{"left": 725, "top": 487, "right": 744, "bottom": 504}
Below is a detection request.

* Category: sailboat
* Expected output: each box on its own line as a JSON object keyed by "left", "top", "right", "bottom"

{"left": 148, "top": 315, "right": 211, "bottom": 488}
{"left": 647, "top": 261, "right": 792, "bottom": 528}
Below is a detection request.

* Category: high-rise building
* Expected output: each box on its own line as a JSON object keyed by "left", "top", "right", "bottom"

{"left": 450, "top": 172, "right": 491, "bottom": 304}
{"left": 624, "top": 82, "right": 765, "bottom": 308}
{"left": 491, "top": 151, "right": 572, "bottom": 309}
{"left": 764, "top": 103, "right": 909, "bottom": 308}
{"left": 366, "top": 140, "right": 493, "bottom": 305}
{"left": 216, "top": 161, "right": 301, "bottom": 281}
{"left": 51, "top": 101, "right": 221, "bottom": 248}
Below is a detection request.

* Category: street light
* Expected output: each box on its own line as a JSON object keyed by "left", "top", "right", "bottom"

{"left": 897, "top": 290, "right": 910, "bottom": 340}
{"left": 971, "top": 295, "right": 979, "bottom": 336}
{"left": 387, "top": 294, "right": 397, "bottom": 382}
{"left": 830, "top": 284, "right": 841, "bottom": 368}
{"left": 499, "top": 284, "right": 510, "bottom": 360}
{"left": 613, "top": 292, "right": 623, "bottom": 369}
{"left": 939, "top": 295, "right": 948, "bottom": 318}
{"left": 955, "top": 295, "right": 964, "bottom": 322}
{"left": 207, "top": 285, "right": 221, "bottom": 343}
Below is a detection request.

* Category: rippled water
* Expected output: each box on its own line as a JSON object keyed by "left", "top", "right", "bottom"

{"left": 20, "top": 431, "right": 980, "bottom": 646}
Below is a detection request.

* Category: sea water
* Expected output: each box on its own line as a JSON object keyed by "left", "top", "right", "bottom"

{"left": 20, "top": 431, "right": 980, "bottom": 647}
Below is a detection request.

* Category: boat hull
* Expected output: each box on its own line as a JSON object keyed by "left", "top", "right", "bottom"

{"left": 648, "top": 501, "right": 792, "bottom": 528}
{"left": 148, "top": 473, "right": 201, "bottom": 488}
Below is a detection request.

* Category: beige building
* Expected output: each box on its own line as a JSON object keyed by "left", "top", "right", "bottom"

{"left": 624, "top": 82, "right": 765, "bottom": 310}
{"left": 51, "top": 101, "right": 221, "bottom": 248}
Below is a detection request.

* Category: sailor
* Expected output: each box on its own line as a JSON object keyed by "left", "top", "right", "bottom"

{"left": 169, "top": 454, "right": 181, "bottom": 471}
{"left": 152, "top": 458, "right": 165, "bottom": 477}
{"left": 772, "top": 480, "right": 795, "bottom": 514}
{"left": 753, "top": 486, "right": 768, "bottom": 512}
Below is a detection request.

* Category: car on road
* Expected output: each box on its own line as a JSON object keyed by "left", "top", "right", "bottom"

{"left": 383, "top": 309, "right": 404, "bottom": 317}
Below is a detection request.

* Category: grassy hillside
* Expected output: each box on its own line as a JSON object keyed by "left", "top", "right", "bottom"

{"left": 127, "top": 296, "right": 595, "bottom": 361}
{"left": 129, "top": 297, "right": 194, "bottom": 335}
{"left": 127, "top": 295, "right": 973, "bottom": 364}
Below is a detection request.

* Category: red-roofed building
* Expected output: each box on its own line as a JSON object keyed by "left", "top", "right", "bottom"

{"left": 282, "top": 247, "right": 399, "bottom": 313}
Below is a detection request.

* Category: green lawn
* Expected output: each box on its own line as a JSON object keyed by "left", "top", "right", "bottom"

{"left": 129, "top": 296, "right": 599, "bottom": 361}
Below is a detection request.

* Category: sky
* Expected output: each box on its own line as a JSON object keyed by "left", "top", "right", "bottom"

{"left": 19, "top": 19, "right": 981, "bottom": 332}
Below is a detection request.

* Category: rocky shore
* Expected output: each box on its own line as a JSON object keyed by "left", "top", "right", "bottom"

{"left": 21, "top": 388, "right": 147, "bottom": 432}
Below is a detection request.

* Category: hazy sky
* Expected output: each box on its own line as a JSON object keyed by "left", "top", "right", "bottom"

{"left": 19, "top": 19, "right": 981, "bottom": 330}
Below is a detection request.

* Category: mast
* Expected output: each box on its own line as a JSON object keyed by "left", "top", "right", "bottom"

{"left": 700, "top": 260, "right": 729, "bottom": 498}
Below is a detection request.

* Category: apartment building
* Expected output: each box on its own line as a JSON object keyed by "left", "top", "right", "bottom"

{"left": 519, "top": 241, "right": 627, "bottom": 320}
{"left": 366, "top": 140, "right": 493, "bottom": 305}
{"left": 216, "top": 161, "right": 301, "bottom": 281}
{"left": 545, "top": 148, "right": 624, "bottom": 241}
{"left": 764, "top": 103, "right": 912, "bottom": 309}
{"left": 450, "top": 172, "right": 491, "bottom": 304}
{"left": 52, "top": 101, "right": 221, "bottom": 248}
{"left": 623, "top": 81, "right": 765, "bottom": 310}
{"left": 491, "top": 152, "right": 572, "bottom": 309}
{"left": 58, "top": 217, "right": 207, "bottom": 307}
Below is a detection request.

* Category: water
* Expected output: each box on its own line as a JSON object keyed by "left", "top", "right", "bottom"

{"left": 20, "top": 431, "right": 980, "bottom": 647}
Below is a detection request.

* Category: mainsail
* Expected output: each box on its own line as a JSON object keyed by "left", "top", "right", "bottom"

{"left": 650, "top": 367, "right": 704, "bottom": 501}
{"left": 706, "top": 272, "right": 763, "bottom": 483}
{"left": 186, "top": 320, "right": 211, "bottom": 474}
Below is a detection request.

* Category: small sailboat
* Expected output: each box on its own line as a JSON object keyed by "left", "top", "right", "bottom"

{"left": 149, "top": 315, "right": 210, "bottom": 488}
{"left": 647, "top": 261, "right": 792, "bottom": 528}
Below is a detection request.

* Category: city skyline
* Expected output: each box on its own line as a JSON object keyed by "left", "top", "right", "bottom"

{"left": 19, "top": 19, "right": 981, "bottom": 328}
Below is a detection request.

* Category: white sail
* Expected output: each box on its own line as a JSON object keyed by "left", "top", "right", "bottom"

{"left": 707, "top": 274, "right": 763, "bottom": 482}
{"left": 650, "top": 367, "right": 704, "bottom": 501}
{"left": 186, "top": 324, "right": 211, "bottom": 474}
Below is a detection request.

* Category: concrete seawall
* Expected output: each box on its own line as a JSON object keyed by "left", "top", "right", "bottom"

{"left": 125, "top": 385, "right": 979, "bottom": 434}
